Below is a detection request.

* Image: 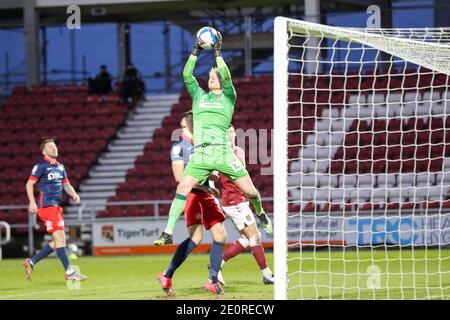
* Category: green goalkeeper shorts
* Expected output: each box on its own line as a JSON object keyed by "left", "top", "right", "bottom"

{"left": 183, "top": 144, "right": 249, "bottom": 184}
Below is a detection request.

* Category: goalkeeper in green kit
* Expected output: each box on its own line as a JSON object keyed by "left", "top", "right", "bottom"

{"left": 154, "top": 31, "right": 272, "bottom": 247}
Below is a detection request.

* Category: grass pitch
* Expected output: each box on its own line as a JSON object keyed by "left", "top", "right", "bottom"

{"left": 0, "top": 253, "right": 274, "bottom": 300}
{"left": 0, "top": 249, "right": 448, "bottom": 300}
{"left": 287, "top": 248, "right": 450, "bottom": 300}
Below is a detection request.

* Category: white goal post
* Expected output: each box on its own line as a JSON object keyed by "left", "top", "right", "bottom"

{"left": 273, "top": 17, "right": 450, "bottom": 300}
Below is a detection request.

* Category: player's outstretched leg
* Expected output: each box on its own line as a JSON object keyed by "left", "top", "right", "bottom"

{"left": 204, "top": 222, "right": 227, "bottom": 295}
{"left": 247, "top": 231, "right": 274, "bottom": 285}
{"left": 232, "top": 176, "right": 272, "bottom": 234}
{"left": 158, "top": 225, "right": 202, "bottom": 293}
{"left": 223, "top": 235, "right": 273, "bottom": 284}
{"left": 23, "top": 241, "right": 56, "bottom": 281}
{"left": 221, "top": 203, "right": 274, "bottom": 285}
{"left": 217, "top": 238, "right": 249, "bottom": 285}
{"left": 154, "top": 176, "right": 199, "bottom": 246}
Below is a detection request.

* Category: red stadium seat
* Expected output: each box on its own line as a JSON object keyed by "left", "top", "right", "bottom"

{"left": 0, "top": 84, "right": 128, "bottom": 207}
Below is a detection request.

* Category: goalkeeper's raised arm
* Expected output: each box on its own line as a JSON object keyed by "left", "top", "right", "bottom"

{"left": 183, "top": 41, "right": 205, "bottom": 99}
{"left": 213, "top": 32, "right": 236, "bottom": 103}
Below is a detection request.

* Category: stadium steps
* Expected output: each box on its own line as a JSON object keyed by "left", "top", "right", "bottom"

{"left": 79, "top": 185, "right": 117, "bottom": 192}
{"left": 65, "top": 94, "right": 179, "bottom": 219}
{"left": 84, "top": 177, "right": 125, "bottom": 185}
{"left": 102, "top": 151, "right": 142, "bottom": 158}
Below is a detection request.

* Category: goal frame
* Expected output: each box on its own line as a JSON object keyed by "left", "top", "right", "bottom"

{"left": 272, "top": 16, "right": 450, "bottom": 300}
{"left": 273, "top": 16, "right": 289, "bottom": 301}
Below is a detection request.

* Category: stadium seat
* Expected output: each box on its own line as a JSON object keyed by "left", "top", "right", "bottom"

{"left": 0, "top": 85, "right": 128, "bottom": 225}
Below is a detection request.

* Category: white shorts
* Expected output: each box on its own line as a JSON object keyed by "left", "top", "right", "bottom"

{"left": 222, "top": 201, "right": 256, "bottom": 231}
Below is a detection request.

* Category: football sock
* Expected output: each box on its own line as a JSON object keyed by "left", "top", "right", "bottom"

{"left": 262, "top": 267, "right": 273, "bottom": 279}
{"left": 164, "top": 194, "right": 187, "bottom": 235}
{"left": 30, "top": 244, "right": 53, "bottom": 266}
{"left": 250, "top": 245, "right": 268, "bottom": 270}
{"left": 165, "top": 238, "right": 197, "bottom": 278}
{"left": 55, "top": 247, "right": 71, "bottom": 272}
{"left": 209, "top": 241, "right": 225, "bottom": 284}
{"left": 249, "top": 190, "right": 264, "bottom": 215}
{"left": 223, "top": 238, "right": 249, "bottom": 262}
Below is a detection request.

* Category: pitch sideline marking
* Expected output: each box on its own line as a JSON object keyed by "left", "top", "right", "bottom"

{"left": 0, "top": 283, "right": 152, "bottom": 299}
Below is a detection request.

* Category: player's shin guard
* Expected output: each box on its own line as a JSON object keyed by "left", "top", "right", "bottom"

{"left": 164, "top": 194, "right": 187, "bottom": 234}
{"left": 165, "top": 238, "right": 197, "bottom": 278}
{"left": 209, "top": 241, "right": 225, "bottom": 284}
{"left": 248, "top": 190, "right": 264, "bottom": 215}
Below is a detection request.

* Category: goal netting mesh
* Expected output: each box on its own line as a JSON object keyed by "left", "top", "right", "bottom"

{"left": 273, "top": 17, "right": 450, "bottom": 300}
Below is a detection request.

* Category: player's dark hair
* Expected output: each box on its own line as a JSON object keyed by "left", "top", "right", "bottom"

{"left": 179, "top": 111, "right": 193, "bottom": 134}
{"left": 40, "top": 138, "right": 56, "bottom": 152}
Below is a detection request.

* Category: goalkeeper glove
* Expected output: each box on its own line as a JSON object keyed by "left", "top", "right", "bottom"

{"left": 214, "top": 32, "right": 223, "bottom": 57}
{"left": 258, "top": 213, "right": 273, "bottom": 234}
{"left": 191, "top": 40, "right": 202, "bottom": 57}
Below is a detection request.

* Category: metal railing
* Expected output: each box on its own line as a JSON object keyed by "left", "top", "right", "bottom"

{"left": 75, "top": 199, "right": 175, "bottom": 222}
{"left": 0, "top": 198, "right": 275, "bottom": 255}
{"left": 0, "top": 198, "right": 269, "bottom": 255}
{"left": 1, "top": 197, "right": 444, "bottom": 257}
{"left": 0, "top": 221, "right": 11, "bottom": 260}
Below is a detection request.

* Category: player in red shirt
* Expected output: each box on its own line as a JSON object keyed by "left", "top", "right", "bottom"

{"left": 218, "top": 126, "right": 274, "bottom": 285}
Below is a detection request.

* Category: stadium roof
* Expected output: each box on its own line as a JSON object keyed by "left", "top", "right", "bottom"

{"left": 0, "top": 0, "right": 430, "bottom": 28}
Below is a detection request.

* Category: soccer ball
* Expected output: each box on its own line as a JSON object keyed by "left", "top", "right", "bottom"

{"left": 196, "top": 26, "right": 218, "bottom": 49}
{"left": 68, "top": 243, "right": 79, "bottom": 259}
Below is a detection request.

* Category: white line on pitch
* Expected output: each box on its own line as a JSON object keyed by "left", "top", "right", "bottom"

{"left": 0, "top": 283, "right": 149, "bottom": 299}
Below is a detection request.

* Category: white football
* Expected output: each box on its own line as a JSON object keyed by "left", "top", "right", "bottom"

{"left": 196, "top": 26, "right": 218, "bottom": 49}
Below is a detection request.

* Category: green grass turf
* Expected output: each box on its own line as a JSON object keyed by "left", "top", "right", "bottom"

{"left": 1, "top": 249, "right": 448, "bottom": 300}
{"left": 0, "top": 252, "right": 274, "bottom": 300}
{"left": 287, "top": 248, "right": 450, "bottom": 300}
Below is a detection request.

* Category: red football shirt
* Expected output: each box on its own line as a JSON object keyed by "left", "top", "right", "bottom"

{"left": 220, "top": 146, "right": 247, "bottom": 206}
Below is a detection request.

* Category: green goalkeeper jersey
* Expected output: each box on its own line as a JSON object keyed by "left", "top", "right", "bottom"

{"left": 183, "top": 54, "right": 236, "bottom": 146}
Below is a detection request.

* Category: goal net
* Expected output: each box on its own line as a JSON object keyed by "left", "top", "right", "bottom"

{"left": 273, "top": 17, "right": 450, "bottom": 300}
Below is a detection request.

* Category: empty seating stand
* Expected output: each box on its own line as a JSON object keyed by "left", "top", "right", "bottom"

{"left": 0, "top": 84, "right": 129, "bottom": 231}
{"left": 288, "top": 68, "right": 450, "bottom": 213}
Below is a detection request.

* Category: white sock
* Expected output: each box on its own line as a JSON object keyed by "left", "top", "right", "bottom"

{"left": 262, "top": 267, "right": 272, "bottom": 278}
{"left": 221, "top": 259, "right": 225, "bottom": 267}
{"left": 65, "top": 268, "right": 75, "bottom": 275}
{"left": 163, "top": 228, "right": 173, "bottom": 235}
